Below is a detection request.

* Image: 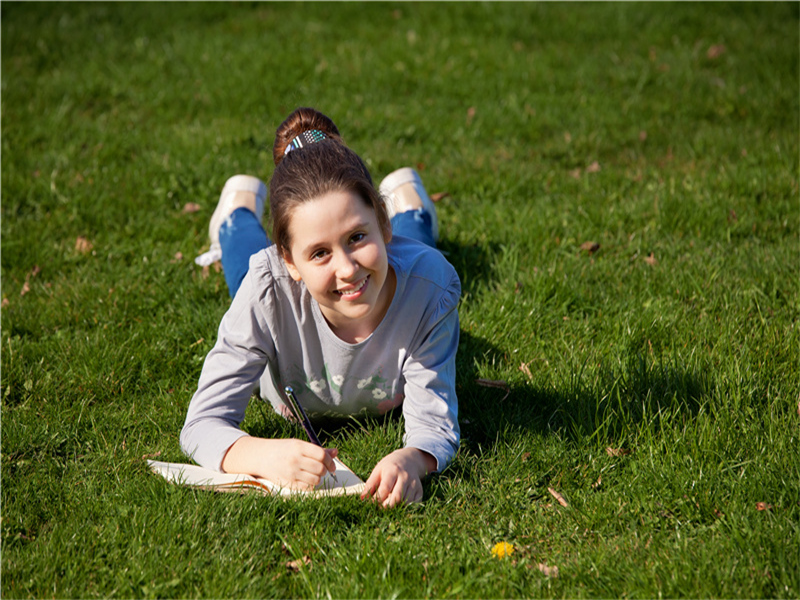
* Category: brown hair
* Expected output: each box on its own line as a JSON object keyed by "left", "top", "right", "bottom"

{"left": 269, "top": 107, "right": 391, "bottom": 256}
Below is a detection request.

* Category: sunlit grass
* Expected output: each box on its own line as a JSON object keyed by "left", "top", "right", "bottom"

{"left": 2, "top": 2, "right": 798, "bottom": 598}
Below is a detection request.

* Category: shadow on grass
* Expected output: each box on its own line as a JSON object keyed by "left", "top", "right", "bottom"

{"left": 438, "top": 238, "right": 500, "bottom": 299}
{"left": 417, "top": 330, "right": 713, "bottom": 500}
{"left": 455, "top": 330, "right": 710, "bottom": 457}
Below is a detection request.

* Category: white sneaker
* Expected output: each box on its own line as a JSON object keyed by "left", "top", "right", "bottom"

{"left": 195, "top": 175, "right": 267, "bottom": 266}
{"left": 379, "top": 167, "right": 439, "bottom": 242}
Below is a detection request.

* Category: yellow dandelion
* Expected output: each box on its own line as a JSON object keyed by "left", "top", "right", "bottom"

{"left": 491, "top": 541, "right": 515, "bottom": 559}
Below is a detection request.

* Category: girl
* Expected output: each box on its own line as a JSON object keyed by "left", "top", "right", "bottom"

{"left": 181, "top": 108, "right": 460, "bottom": 508}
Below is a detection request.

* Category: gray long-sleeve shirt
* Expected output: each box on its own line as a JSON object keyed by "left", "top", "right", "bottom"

{"left": 180, "top": 235, "right": 461, "bottom": 472}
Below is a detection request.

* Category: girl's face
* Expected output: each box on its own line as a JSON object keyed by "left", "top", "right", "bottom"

{"left": 283, "top": 190, "right": 395, "bottom": 343}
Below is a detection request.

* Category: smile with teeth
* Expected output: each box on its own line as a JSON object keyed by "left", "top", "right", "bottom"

{"left": 334, "top": 275, "right": 369, "bottom": 297}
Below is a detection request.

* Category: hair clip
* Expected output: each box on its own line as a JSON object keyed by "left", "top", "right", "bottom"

{"left": 284, "top": 129, "right": 328, "bottom": 155}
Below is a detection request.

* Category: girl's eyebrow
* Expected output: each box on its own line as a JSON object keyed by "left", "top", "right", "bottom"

{"left": 299, "top": 221, "right": 371, "bottom": 256}
{"left": 346, "top": 221, "right": 371, "bottom": 233}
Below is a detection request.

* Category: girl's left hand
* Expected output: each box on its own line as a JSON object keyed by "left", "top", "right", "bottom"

{"left": 361, "top": 447, "right": 437, "bottom": 508}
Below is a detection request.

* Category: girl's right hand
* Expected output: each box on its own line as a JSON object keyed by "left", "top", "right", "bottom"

{"left": 221, "top": 436, "right": 338, "bottom": 490}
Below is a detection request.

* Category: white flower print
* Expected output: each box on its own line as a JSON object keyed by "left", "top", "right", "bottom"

{"left": 372, "top": 388, "right": 387, "bottom": 400}
{"left": 332, "top": 375, "right": 344, "bottom": 386}
{"left": 309, "top": 379, "right": 327, "bottom": 394}
{"left": 357, "top": 377, "right": 372, "bottom": 389}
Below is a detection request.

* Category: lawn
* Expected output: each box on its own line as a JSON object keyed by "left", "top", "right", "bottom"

{"left": 2, "top": 2, "right": 798, "bottom": 598}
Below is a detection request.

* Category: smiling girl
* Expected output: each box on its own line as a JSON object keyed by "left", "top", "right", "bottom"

{"left": 180, "top": 108, "right": 460, "bottom": 507}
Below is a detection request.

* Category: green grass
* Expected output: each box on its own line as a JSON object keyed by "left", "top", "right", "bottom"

{"left": 2, "top": 2, "right": 798, "bottom": 598}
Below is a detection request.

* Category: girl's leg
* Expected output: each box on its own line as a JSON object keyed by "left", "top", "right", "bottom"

{"left": 390, "top": 209, "right": 436, "bottom": 249}
{"left": 219, "top": 208, "right": 272, "bottom": 297}
{"left": 379, "top": 167, "right": 438, "bottom": 249}
{"left": 194, "top": 175, "right": 270, "bottom": 298}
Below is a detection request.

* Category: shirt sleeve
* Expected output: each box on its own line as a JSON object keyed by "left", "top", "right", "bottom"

{"left": 401, "top": 269, "right": 461, "bottom": 472}
{"left": 179, "top": 266, "right": 276, "bottom": 471}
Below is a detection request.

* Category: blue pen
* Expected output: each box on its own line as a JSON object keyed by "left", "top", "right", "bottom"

{"left": 284, "top": 386, "right": 338, "bottom": 483}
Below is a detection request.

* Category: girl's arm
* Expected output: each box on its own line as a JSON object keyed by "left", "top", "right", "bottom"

{"left": 362, "top": 269, "right": 462, "bottom": 507}
{"left": 181, "top": 316, "right": 339, "bottom": 488}
{"left": 181, "top": 267, "right": 336, "bottom": 487}
{"left": 179, "top": 291, "right": 273, "bottom": 471}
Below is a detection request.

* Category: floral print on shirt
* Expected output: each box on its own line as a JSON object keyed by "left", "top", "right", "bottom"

{"left": 287, "top": 364, "right": 404, "bottom": 415}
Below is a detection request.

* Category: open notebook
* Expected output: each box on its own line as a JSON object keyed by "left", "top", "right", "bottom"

{"left": 147, "top": 458, "right": 366, "bottom": 498}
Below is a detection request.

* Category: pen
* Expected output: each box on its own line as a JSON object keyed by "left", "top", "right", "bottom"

{"left": 284, "top": 386, "right": 338, "bottom": 483}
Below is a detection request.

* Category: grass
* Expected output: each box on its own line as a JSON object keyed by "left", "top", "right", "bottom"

{"left": 2, "top": 2, "right": 798, "bottom": 598}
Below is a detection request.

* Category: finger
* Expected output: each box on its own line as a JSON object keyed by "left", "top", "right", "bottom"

{"left": 294, "top": 443, "right": 336, "bottom": 475}
{"left": 376, "top": 472, "right": 400, "bottom": 506}
{"left": 297, "top": 441, "right": 331, "bottom": 463}
{"left": 361, "top": 470, "right": 381, "bottom": 500}
{"left": 290, "top": 477, "right": 317, "bottom": 491}
{"left": 383, "top": 475, "right": 423, "bottom": 508}
{"left": 382, "top": 487, "right": 404, "bottom": 509}
{"left": 297, "top": 455, "right": 332, "bottom": 481}
{"left": 322, "top": 448, "right": 339, "bottom": 474}
{"left": 279, "top": 469, "right": 318, "bottom": 491}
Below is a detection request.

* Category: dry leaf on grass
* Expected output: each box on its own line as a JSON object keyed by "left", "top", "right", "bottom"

{"left": 466, "top": 106, "right": 476, "bottom": 124}
{"left": 569, "top": 168, "right": 582, "bottom": 179}
{"left": 592, "top": 476, "right": 602, "bottom": 490}
{"left": 430, "top": 192, "right": 450, "bottom": 202}
{"left": 536, "top": 563, "right": 559, "bottom": 577}
{"left": 476, "top": 378, "right": 510, "bottom": 401}
{"left": 75, "top": 236, "right": 93, "bottom": 254}
{"left": 606, "top": 447, "right": 632, "bottom": 457}
{"left": 519, "top": 362, "right": 533, "bottom": 381}
{"left": 1, "top": 298, "right": 9, "bottom": 308}
{"left": 286, "top": 556, "right": 312, "bottom": 572}
{"left": 21, "top": 265, "right": 43, "bottom": 297}
{"left": 183, "top": 202, "right": 201, "bottom": 213}
{"left": 172, "top": 252, "right": 184, "bottom": 263}
{"left": 756, "top": 502, "right": 772, "bottom": 511}
{"left": 644, "top": 253, "right": 658, "bottom": 266}
{"left": 141, "top": 451, "right": 162, "bottom": 460}
{"left": 707, "top": 44, "right": 726, "bottom": 59}
{"left": 586, "top": 161, "right": 601, "bottom": 173}
{"left": 200, "top": 261, "right": 222, "bottom": 279}
{"left": 548, "top": 487, "right": 569, "bottom": 508}
{"left": 580, "top": 241, "right": 600, "bottom": 255}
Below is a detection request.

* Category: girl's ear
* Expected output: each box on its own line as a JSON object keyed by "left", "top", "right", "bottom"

{"left": 282, "top": 250, "right": 303, "bottom": 282}
{"left": 381, "top": 216, "right": 393, "bottom": 245}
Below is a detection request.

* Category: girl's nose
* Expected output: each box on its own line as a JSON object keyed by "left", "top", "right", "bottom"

{"left": 335, "top": 251, "right": 359, "bottom": 280}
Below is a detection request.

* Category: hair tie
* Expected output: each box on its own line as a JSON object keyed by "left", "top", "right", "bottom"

{"left": 284, "top": 129, "right": 328, "bottom": 155}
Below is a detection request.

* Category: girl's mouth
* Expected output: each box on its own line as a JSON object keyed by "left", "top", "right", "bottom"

{"left": 334, "top": 275, "right": 369, "bottom": 298}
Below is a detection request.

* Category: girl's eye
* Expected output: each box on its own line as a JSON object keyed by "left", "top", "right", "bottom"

{"left": 350, "top": 232, "right": 366, "bottom": 244}
{"left": 311, "top": 249, "right": 328, "bottom": 261}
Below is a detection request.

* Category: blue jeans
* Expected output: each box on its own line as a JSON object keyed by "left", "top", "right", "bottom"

{"left": 220, "top": 207, "right": 436, "bottom": 298}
